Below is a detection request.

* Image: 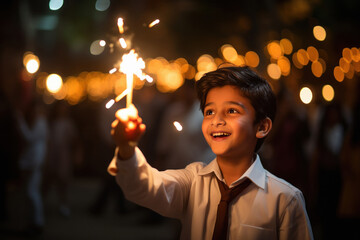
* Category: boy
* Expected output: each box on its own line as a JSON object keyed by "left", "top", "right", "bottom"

{"left": 108, "top": 66, "right": 313, "bottom": 239}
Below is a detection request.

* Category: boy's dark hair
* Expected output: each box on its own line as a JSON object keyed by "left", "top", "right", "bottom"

{"left": 195, "top": 66, "right": 277, "bottom": 152}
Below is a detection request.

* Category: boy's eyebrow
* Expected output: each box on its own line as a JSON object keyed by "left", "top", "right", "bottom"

{"left": 226, "top": 101, "right": 247, "bottom": 110}
{"left": 204, "top": 101, "right": 247, "bottom": 110}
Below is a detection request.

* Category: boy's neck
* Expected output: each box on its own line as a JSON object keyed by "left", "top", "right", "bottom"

{"left": 217, "top": 154, "right": 255, "bottom": 186}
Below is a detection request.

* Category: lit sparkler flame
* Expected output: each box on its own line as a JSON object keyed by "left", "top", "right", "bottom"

{"left": 117, "top": 18, "right": 124, "bottom": 34}
{"left": 120, "top": 49, "right": 145, "bottom": 107}
{"left": 149, "top": 19, "right": 160, "bottom": 28}
{"left": 106, "top": 17, "right": 157, "bottom": 110}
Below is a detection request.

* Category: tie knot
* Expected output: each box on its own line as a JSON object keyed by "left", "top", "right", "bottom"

{"left": 216, "top": 178, "right": 252, "bottom": 203}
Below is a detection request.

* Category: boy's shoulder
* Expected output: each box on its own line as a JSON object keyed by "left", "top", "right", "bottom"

{"left": 264, "top": 170, "right": 304, "bottom": 201}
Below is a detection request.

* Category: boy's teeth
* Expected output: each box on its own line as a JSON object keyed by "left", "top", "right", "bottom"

{"left": 212, "top": 132, "right": 230, "bottom": 137}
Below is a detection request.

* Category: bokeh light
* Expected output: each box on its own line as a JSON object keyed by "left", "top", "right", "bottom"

{"left": 311, "top": 60, "right": 323, "bottom": 77}
{"left": 245, "top": 51, "right": 260, "bottom": 68}
{"left": 334, "top": 66, "right": 344, "bottom": 82}
{"left": 313, "top": 25, "right": 326, "bottom": 41}
{"left": 322, "top": 84, "right": 334, "bottom": 102}
{"left": 49, "top": 0, "right": 64, "bottom": 11}
{"left": 46, "top": 74, "right": 63, "bottom": 93}
{"left": 95, "top": 0, "right": 110, "bottom": 11}
{"left": 26, "top": 59, "right": 40, "bottom": 74}
{"left": 267, "top": 41, "right": 283, "bottom": 59}
{"left": 221, "top": 44, "right": 238, "bottom": 63}
{"left": 90, "top": 40, "right": 106, "bottom": 55}
{"left": 280, "top": 38, "right": 293, "bottom": 55}
{"left": 267, "top": 63, "right": 281, "bottom": 80}
{"left": 299, "top": 87, "right": 313, "bottom": 104}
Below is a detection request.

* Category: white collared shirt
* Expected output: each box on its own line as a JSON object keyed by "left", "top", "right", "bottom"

{"left": 108, "top": 148, "right": 313, "bottom": 240}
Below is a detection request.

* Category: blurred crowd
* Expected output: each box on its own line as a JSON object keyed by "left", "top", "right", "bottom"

{"left": 1, "top": 79, "right": 360, "bottom": 239}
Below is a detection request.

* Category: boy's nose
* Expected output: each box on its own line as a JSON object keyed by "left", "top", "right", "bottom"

{"left": 211, "top": 114, "right": 225, "bottom": 126}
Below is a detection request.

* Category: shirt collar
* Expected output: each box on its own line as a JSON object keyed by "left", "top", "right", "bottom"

{"left": 198, "top": 154, "right": 266, "bottom": 190}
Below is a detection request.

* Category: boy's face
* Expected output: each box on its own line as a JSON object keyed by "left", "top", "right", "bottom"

{"left": 202, "top": 85, "right": 260, "bottom": 159}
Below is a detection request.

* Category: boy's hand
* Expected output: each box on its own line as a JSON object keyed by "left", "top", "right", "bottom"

{"left": 111, "top": 104, "right": 146, "bottom": 160}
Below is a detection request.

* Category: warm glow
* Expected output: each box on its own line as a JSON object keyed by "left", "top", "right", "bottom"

{"left": 277, "top": 56, "right": 291, "bottom": 76}
{"left": 339, "top": 58, "right": 350, "bottom": 73}
{"left": 148, "top": 19, "right": 160, "bottom": 28}
{"left": 197, "top": 54, "right": 217, "bottom": 73}
{"left": 173, "top": 121, "right": 183, "bottom": 131}
{"left": 292, "top": 53, "right": 303, "bottom": 69}
{"left": 245, "top": 51, "right": 260, "bottom": 68}
{"left": 46, "top": 74, "right": 63, "bottom": 93}
{"left": 351, "top": 47, "right": 360, "bottom": 62}
{"left": 353, "top": 61, "right": 360, "bottom": 72}
{"left": 296, "top": 49, "right": 309, "bottom": 66}
{"left": 345, "top": 65, "right": 355, "bottom": 79}
{"left": 300, "top": 87, "right": 313, "bottom": 104}
{"left": 307, "top": 46, "right": 319, "bottom": 62}
{"left": 342, "top": 48, "right": 352, "bottom": 62}
{"left": 26, "top": 59, "right": 40, "bottom": 74}
{"left": 311, "top": 60, "right": 323, "bottom": 77}
{"left": 267, "top": 63, "right": 281, "bottom": 80}
{"left": 333, "top": 66, "right": 344, "bottom": 82}
{"left": 221, "top": 44, "right": 238, "bottom": 63}
{"left": 234, "top": 55, "right": 246, "bottom": 67}
{"left": 183, "top": 64, "right": 196, "bottom": 80}
{"left": 267, "top": 41, "right": 283, "bottom": 59}
{"left": 280, "top": 38, "right": 293, "bottom": 55}
{"left": 318, "top": 58, "right": 326, "bottom": 73}
{"left": 313, "top": 25, "right": 326, "bottom": 41}
{"left": 322, "top": 85, "right": 334, "bottom": 102}
{"left": 23, "top": 52, "right": 40, "bottom": 74}
{"left": 156, "top": 67, "right": 184, "bottom": 92}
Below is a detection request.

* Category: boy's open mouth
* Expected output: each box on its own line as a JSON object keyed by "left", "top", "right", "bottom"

{"left": 211, "top": 132, "right": 231, "bottom": 139}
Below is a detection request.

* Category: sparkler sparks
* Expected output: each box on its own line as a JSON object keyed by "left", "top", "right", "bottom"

{"left": 148, "top": 19, "right": 160, "bottom": 28}
{"left": 173, "top": 121, "right": 183, "bottom": 131}
{"left": 119, "top": 38, "right": 127, "bottom": 49}
{"left": 106, "top": 17, "right": 157, "bottom": 109}
{"left": 117, "top": 18, "right": 124, "bottom": 34}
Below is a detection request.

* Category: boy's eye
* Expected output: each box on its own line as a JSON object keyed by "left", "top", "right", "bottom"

{"left": 205, "top": 109, "right": 214, "bottom": 116}
{"left": 228, "top": 108, "right": 239, "bottom": 114}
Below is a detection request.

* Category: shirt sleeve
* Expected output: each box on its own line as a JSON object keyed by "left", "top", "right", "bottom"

{"left": 278, "top": 190, "right": 314, "bottom": 240}
{"left": 108, "top": 147, "right": 197, "bottom": 219}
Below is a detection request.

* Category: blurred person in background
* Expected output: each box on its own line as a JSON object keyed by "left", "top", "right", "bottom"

{"left": 266, "top": 88, "right": 310, "bottom": 197}
{"left": 43, "top": 101, "right": 81, "bottom": 217}
{"left": 156, "top": 80, "right": 215, "bottom": 170}
{"left": 16, "top": 98, "right": 48, "bottom": 235}
{"left": 310, "top": 102, "right": 348, "bottom": 239}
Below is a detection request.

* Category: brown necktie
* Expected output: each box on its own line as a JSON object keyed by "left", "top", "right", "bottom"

{"left": 212, "top": 177, "right": 252, "bottom": 240}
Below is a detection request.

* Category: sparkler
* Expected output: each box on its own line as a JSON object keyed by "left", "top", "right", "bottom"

{"left": 105, "top": 18, "right": 156, "bottom": 109}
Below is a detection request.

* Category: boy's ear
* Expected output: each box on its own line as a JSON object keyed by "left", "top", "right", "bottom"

{"left": 256, "top": 117, "right": 272, "bottom": 139}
